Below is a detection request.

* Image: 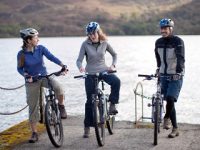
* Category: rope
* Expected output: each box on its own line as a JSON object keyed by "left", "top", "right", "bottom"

{"left": 0, "top": 84, "right": 25, "bottom": 90}
{"left": 0, "top": 84, "right": 26, "bottom": 115}
{"left": 0, "top": 105, "right": 28, "bottom": 115}
{"left": 134, "top": 90, "right": 152, "bottom": 100}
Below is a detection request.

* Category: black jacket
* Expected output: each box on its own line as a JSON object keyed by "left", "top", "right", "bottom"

{"left": 155, "top": 35, "right": 185, "bottom": 75}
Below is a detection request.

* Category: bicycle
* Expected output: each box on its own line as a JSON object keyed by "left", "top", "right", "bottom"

{"left": 74, "top": 70, "right": 116, "bottom": 146}
{"left": 32, "top": 69, "right": 66, "bottom": 147}
{"left": 138, "top": 74, "right": 164, "bottom": 145}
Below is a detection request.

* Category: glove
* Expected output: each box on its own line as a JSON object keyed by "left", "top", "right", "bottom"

{"left": 172, "top": 73, "right": 182, "bottom": 80}
{"left": 61, "top": 65, "right": 68, "bottom": 72}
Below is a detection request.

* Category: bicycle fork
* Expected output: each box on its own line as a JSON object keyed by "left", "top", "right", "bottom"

{"left": 149, "top": 96, "right": 163, "bottom": 123}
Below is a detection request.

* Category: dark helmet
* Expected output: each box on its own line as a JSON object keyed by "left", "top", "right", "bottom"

{"left": 20, "top": 28, "right": 39, "bottom": 40}
{"left": 86, "top": 22, "right": 100, "bottom": 35}
{"left": 159, "top": 18, "right": 174, "bottom": 28}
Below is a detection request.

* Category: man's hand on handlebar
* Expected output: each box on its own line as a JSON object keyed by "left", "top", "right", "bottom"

{"left": 155, "top": 68, "right": 160, "bottom": 78}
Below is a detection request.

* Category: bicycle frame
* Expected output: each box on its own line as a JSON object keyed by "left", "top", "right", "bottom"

{"left": 35, "top": 70, "right": 64, "bottom": 147}
{"left": 44, "top": 78, "right": 60, "bottom": 119}
{"left": 74, "top": 70, "right": 116, "bottom": 146}
{"left": 138, "top": 74, "right": 164, "bottom": 145}
{"left": 151, "top": 79, "right": 163, "bottom": 124}
{"left": 93, "top": 74, "right": 108, "bottom": 123}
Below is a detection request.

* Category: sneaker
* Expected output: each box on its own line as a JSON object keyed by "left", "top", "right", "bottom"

{"left": 109, "top": 103, "right": 118, "bottom": 115}
{"left": 168, "top": 127, "right": 179, "bottom": 138}
{"left": 83, "top": 127, "right": 90, "bottom": 138}
{"left": 29, "top": 132, "right": 38, "bottom": 143}
{"left": 58, "top": 104, "right": 67, "bottom": 119}
{"left": 163, "top": 118, "right": 171, "bottom": 130}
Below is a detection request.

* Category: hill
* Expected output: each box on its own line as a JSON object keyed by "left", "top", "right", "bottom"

{"left": 0, "top": 0, "right": 199, "bottom": 37}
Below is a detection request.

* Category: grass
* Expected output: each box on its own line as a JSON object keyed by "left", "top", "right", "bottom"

{"left": 0, "top": 120, "right": 45, "bottom": 150}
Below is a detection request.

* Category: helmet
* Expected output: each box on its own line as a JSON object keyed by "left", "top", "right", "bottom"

{"left": 20, "top": 28, "right": 39, "bottom": 39}
{"left": 159, "top": 18, "right": 174, "bottom": 28}
{"left": 86, "top": 22, "right": 100, "bottom": 35}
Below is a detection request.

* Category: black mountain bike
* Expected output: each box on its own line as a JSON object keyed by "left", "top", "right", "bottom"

{"left": 138, "top": 74, "right": 164, "bottom": 145}
{"left": 74, "top": 71, "right": 116, "bottom": 146}
{"left": 35, "top": 70, "right": 65, "bottom": 147}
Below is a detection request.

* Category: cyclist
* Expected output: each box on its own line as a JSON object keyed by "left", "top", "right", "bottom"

{"left": 17, "top": 28, "right": 68, "bottom": 143}
{"left": 154, "top": 18, "right": 185, "bottom": 138}
{"left": 76, "top": 22, "right": 121, "bottom": 138}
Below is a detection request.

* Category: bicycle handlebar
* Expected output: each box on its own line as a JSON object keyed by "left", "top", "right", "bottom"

{"left": 138, "top": 74, "right": 157, "bottom": 80}
{"left": 74, "top": 70, "right": 117, "bottom": 79}
{"left": 26, "top": 68, "right": 68, "bottom": 82}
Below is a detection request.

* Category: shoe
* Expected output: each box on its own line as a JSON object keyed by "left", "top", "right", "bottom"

{"left": 29, "top": 132, "right": 38, "bottom": 143}
{"left": 83, "top": 127, "right": 90, "bottom": 138}
{"left": 58, "top": 104, "right": 67, "bottom": 119}
{"left": 168, "top": 127, "right": 179, "bottom": 138}
{"left": 163, "top": 118, "right": 171, "bottom": 130}
{"left": 109, "top": 103, "right": 118, "bottom": 115}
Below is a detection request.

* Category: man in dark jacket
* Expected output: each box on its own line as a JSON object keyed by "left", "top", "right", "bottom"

{"left": 155, "top": 18, "right": 185, "bottom": 138}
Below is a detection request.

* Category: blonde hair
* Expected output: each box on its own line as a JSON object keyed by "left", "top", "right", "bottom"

{"left": 97, "top": 28, "right": 107, "bottom": 41}
{"left": 87, "top": 28, "right": 107, "bottom": 42}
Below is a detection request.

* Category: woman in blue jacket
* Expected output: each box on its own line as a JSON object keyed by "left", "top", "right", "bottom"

{"left": 17, "top": 28, "right": 67, "bottom": 143}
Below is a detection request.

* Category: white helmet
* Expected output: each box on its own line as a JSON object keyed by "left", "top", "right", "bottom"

{"left": 86, "top": 22, "right": 100, "bottom": 35}
{"left": 20, "top": 28, "right": 39, "bottom": 39}
{"left": 159, "top": 18, "right": 174, "bottom": 28}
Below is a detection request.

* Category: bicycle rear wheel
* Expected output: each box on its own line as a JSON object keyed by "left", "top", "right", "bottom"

{"left": 153, "top": 98, "right": 160, "bottom": 145}
{"left": 93, "top": 98, "right": 105, "bottom": 146}
{"left": 106, "top": 115, "right": 115, "bottom": 134}
{"left": 106, "top": 102, "right": 115, "bottom": 134}
{"left": 45, "top": 100, "right": 64, "bottom": 147}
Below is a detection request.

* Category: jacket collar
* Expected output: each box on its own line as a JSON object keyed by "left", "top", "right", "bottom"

{"left": 86, "top": 38, "right": 104, "bottom": 45}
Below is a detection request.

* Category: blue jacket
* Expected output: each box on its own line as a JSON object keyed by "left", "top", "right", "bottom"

{"left": 17, "top": 45, "right": 62, "bottom": 77}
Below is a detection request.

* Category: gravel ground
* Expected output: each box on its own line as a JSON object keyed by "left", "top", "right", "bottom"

{"left": 13, "top": 116, "right": 200, "bottom": 150}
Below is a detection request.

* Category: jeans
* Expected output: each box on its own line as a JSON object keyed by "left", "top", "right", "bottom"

{"left": 84, "top": 73, "right": 120, "bottom": 127}
{"left": 160, "top": 76, "right": 183, "bottom": 102}
{"left": 161, "top": 76, "right": 183, "bottom": 128}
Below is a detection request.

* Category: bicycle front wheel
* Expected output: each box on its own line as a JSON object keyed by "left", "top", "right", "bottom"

{"left": 45, "top": 100, "right": 64, "bottom": 147}
{"left": 93, "top": 99, "right": 105, "bottom": 146}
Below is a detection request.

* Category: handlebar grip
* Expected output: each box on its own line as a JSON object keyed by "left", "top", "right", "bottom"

{"left": 108, "top": 70, "right": 117, "bottom": 74}
{"left": 138, "top": 74, "right": 157, "bottom": 80}
{"left": 138, "top": 74, "right": 150, "bottom": 77}
{"left": 74, "top": 75, "right": 83, "bottom": 79}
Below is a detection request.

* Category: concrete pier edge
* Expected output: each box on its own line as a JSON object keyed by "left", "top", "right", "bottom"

{"left": 0, "top": 120, "right": 45, "bottom": 150}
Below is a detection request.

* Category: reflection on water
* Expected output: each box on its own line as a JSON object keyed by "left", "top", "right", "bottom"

{"left": 0, "top": 35, "right": 199, "bottom": 132}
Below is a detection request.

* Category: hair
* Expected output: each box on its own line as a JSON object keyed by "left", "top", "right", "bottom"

{"left": 97, "top": 28, "right": 107, "bottom": 41}
{"left": 18, "top": 36, "right": 33, "bottom": 68}
{"left": 87, "top": 28, "right": 107, "bottom": 41}
{"left": 21, "top": 36, "right": 32, "bottom": 50}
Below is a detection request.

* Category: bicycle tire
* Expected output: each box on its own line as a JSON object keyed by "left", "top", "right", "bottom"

{"left": 93, "top": 98, "right": 105, "bottom": 146}
{"left": 106, "top": 115, "right": 115, "bottom": 134}
{"left": 158, "top": 98, "right": 164, "bottom": 133}
{"left": 45, "top": 100, "right": 64, "bottom": 147}
{"left": 106, "top": 101, "right": 115, "bottom": 134}
{"left": 153, "top": 98, "right": 160, "bottom": 145}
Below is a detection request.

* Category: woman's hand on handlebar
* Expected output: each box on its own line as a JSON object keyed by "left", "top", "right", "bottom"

{"left": 61, "top": 65, "right": 68, "bottom": 75}
{"left": 24, "top": 74, "right": 33, "bottom": 83}
{"left": 79, "top": 67, "right": 85, "bottom": 73}
{"left": 108, "top": 64, "right": 116, "bottom": 71}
